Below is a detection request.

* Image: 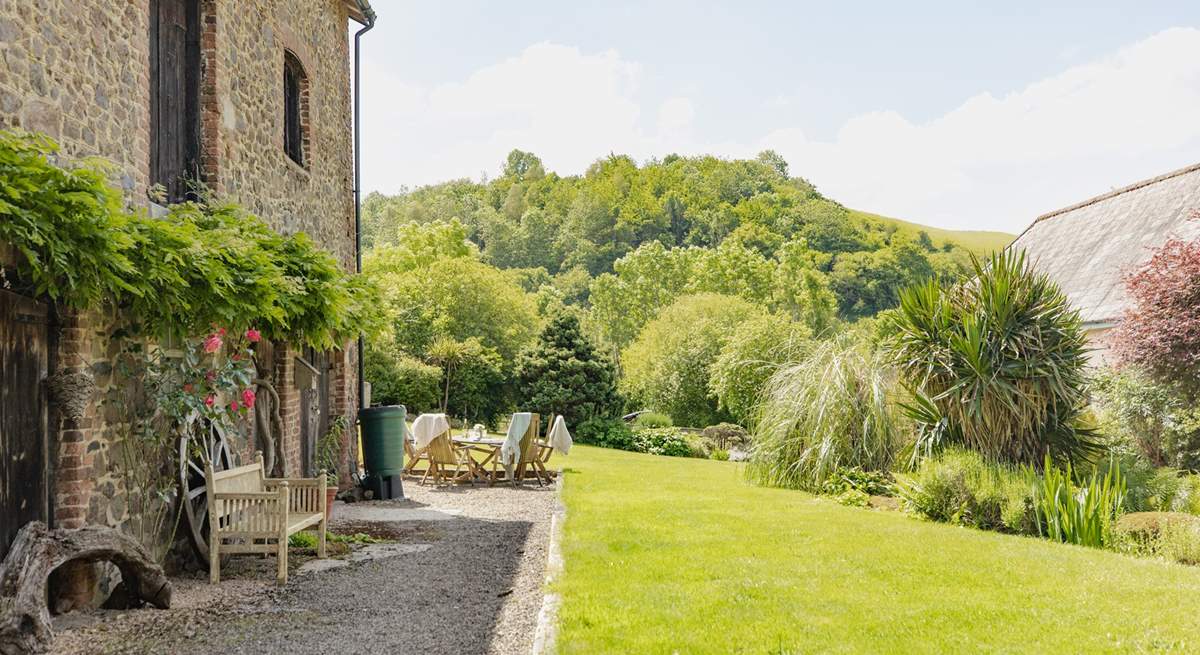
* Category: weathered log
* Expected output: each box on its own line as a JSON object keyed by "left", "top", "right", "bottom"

{"left": 0, "top": 522, "right": 171, "bottom": 655}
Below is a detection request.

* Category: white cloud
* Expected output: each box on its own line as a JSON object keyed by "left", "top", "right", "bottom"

{"left": 361, "top": 29, "right": 1200, "bottom": 233}
{"left": 656, "top": 97, "right": 695, "bottom": 134}
{"left": 757, "top": 27, "right": 1200, "bottom": 231}
{"left": 360, "top": 43, "right": 650, "bottom": 189}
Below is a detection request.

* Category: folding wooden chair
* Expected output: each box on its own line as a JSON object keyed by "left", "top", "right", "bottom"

{"left": 404, "top": 438, "right": 429, "bottom": 476}
{"left": 481, "top": 414, "right": 543, "bottom": 485}
{"left": 535, "top": 438, "right": 557, "bottom": 480}
{"left": 514, "top": 415, "right": 553, "bottom": 487}
{"left": 422, "top": 432, "right": 474, "bottom": 485}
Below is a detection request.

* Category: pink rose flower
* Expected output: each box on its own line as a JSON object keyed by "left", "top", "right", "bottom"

{"left": 230, "top": 400, "right": 240, "bottom": 412}
{"left": 204, "top": 395, "right": 215, "bottom": 408}
{"left": 218, "top": 327, "right": 227, "bottom": 336}
{"left": 242, "top": 388, "right": 257, "bottom": 409}
{"left": 203, "top": 334, "right": 223, "bottom": 353}
{"left": 205, "top": 369, "right": 216, "bottom": 382}
{"left": 245, "top": 328, "right": 261, "bottom": 343}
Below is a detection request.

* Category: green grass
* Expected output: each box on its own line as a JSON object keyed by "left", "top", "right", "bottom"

{"left": 556, "top": 446, "right": 1200, "bottom": 654}
{"left": 850, "top": 209, "right": 1014, "bottom": 255}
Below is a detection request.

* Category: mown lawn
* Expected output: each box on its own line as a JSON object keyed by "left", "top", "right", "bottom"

{"left": 554, "top": 446, "right": 1200, "bottom": 654}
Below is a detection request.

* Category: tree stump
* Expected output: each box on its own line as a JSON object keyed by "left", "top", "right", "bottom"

{"left": 0, "top": 522, "right": 172, "bottom": 655}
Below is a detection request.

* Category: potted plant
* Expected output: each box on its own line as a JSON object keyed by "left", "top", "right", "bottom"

{"left": 317, "top": 416, "right": 347, "bottom": 521}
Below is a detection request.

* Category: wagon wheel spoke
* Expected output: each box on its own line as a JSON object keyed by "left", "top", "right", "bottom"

{"left": 179, "top": 425, "right": 235, "bottom": 567}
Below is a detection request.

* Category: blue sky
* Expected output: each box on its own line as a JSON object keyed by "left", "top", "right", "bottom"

{"left": 358, "top": 1, "right": 1200, "bottom": 233}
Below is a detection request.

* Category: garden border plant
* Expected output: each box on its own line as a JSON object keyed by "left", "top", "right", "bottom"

{"left": 747, "top": 335, "right": 907, "bottom": 492}
{"left": 885, "top": 250, "right": 1097, "bottom": 466}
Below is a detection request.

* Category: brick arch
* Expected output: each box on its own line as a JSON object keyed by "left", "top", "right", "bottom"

{"left": 276, "top": 22, "right": 319, "bottom": 140}
{"left": 282, "top": 48, "right": 311, "bottom": 169}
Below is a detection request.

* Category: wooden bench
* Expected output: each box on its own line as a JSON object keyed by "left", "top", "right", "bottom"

{"left": 205, "top": 452, "right": 327, "bottom": 586}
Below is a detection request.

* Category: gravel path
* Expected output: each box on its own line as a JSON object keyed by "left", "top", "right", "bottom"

{"left": 51, "top": 480, "right": 558, "bottom": 655}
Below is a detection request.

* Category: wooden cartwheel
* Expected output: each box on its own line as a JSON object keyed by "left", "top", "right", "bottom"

{"left": 177, "top": 422, "right": 235, "bottom": 567}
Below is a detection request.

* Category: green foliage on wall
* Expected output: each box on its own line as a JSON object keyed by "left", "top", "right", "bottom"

{"left": 0, "top": 130, "right": 380, "bottom": 348}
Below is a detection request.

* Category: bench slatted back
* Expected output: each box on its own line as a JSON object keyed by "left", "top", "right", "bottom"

{"left": 211, "top": 462, "right": 264, "bottom": 494}
{"left": 206, "top": 457, "right": 277, "bottom": 532}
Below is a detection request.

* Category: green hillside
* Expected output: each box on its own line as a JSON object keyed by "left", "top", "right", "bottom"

{"left": 850, "top": 209, "right": 1014, "bottom": 255}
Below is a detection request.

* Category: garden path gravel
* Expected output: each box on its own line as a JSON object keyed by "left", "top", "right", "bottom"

{"left": 50, "top": 480, "right": 558, "bottom": 655}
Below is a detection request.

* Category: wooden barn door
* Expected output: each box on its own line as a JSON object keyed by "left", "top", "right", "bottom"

{"left": 0, "top": 290, "right": 49, "bottom": 560}
{"left": 149, "top": 0, "right": 201, "bottom": 203}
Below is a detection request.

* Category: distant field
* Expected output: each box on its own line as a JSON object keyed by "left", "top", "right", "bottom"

{"left": 850, "top": 209, "right": 1015, "bottom": 255}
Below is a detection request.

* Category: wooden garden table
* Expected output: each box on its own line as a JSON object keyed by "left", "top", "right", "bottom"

{"left": 453, "top": 436, "right": 504, "bottom": 482}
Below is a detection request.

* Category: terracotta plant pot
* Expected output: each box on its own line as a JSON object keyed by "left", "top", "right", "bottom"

{"left": 325, "top": 485, "right": 337, "bottom": 521}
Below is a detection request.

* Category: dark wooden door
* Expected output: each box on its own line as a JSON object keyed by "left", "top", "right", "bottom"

{"left": 298, "top": 349, "right": 331, "bottom": 477}
{"left": 0, "top": 290, "right": 49, "bottom": 560}
{"left": 149, "top": 0, "right": 201, "bottom": 203}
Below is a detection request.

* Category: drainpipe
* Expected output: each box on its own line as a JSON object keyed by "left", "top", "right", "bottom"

{"left": 352, "top": 2, "right": 376, "bottom": 410}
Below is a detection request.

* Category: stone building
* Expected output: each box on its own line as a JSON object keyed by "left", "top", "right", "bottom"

{"left": 1009, "top": 162, "right": 1200, "bottom": 365}
{"left": 0, "top": 0, "right": 376, "bottom": 572}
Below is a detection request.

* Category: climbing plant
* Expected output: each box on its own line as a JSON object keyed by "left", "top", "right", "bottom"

{"left": 105, "top": 324, "right": 260, "bottom": 561}
{"left": 0, "top": 129, "right": 382, "bottom": 348}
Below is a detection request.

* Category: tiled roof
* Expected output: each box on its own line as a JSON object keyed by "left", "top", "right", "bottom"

{"left": 1009, "top": 162, "right": 1200, "bottom": 325}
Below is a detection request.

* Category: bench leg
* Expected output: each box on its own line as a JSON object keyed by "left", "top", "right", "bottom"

{"left": 277, "top": 537, "right": 288, "bottom": 586}
{"left": 318, "top": 520, "right": 327, "bottom": 559}
{"left": 209, "top": 536, "right": 220, "bottom": 584}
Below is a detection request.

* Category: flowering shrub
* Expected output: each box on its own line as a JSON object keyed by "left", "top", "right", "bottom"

{"left": 631, "top": 428, "right": 694, "bottom": 458}
{"left": 146, "top": 327, "right": 258, "bottom": 443}
{"left": 1112, "top": 234, "right": 1200, "bottom": 394}
{"left": 105, "top": 324, "right": 259, "bottom": 561}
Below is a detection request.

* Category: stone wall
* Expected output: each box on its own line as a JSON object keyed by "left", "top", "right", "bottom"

{"left": 0, "top": 2, "right": 151, "bottom": 196}
{"left": 206, "top": 0, "right": 358, "bottom": 269}
{"left": 0, "top": 0, "right": 362, "bottom": 542}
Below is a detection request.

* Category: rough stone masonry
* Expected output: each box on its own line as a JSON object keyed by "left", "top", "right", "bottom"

{"left": 0, "top": 0, "right": 366, "bottom": 590}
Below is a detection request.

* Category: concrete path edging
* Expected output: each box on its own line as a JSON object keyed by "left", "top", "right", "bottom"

{"left": 531, "top": 473, "right": 566, "bottom": 654}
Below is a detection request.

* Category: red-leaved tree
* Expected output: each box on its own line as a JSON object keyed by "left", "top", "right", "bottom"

{"left": 1112, "top": 232, "right": 1200, "bottom": 393}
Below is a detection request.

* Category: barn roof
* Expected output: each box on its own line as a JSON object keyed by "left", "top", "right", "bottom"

{"left": 1009, "top": 162, "right": 1200, "bottom": 326}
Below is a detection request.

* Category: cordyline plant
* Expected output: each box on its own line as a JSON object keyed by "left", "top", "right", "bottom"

{"left": 884, "top": 250, "right": 1098, "bottom": 466}
{"left": 1111, "top": 231, "right": 1200, "bottom": 395}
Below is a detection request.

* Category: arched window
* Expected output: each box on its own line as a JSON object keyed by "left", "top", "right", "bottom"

{"left": 283, "top": 51, "right": 308, "bottom": 168}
